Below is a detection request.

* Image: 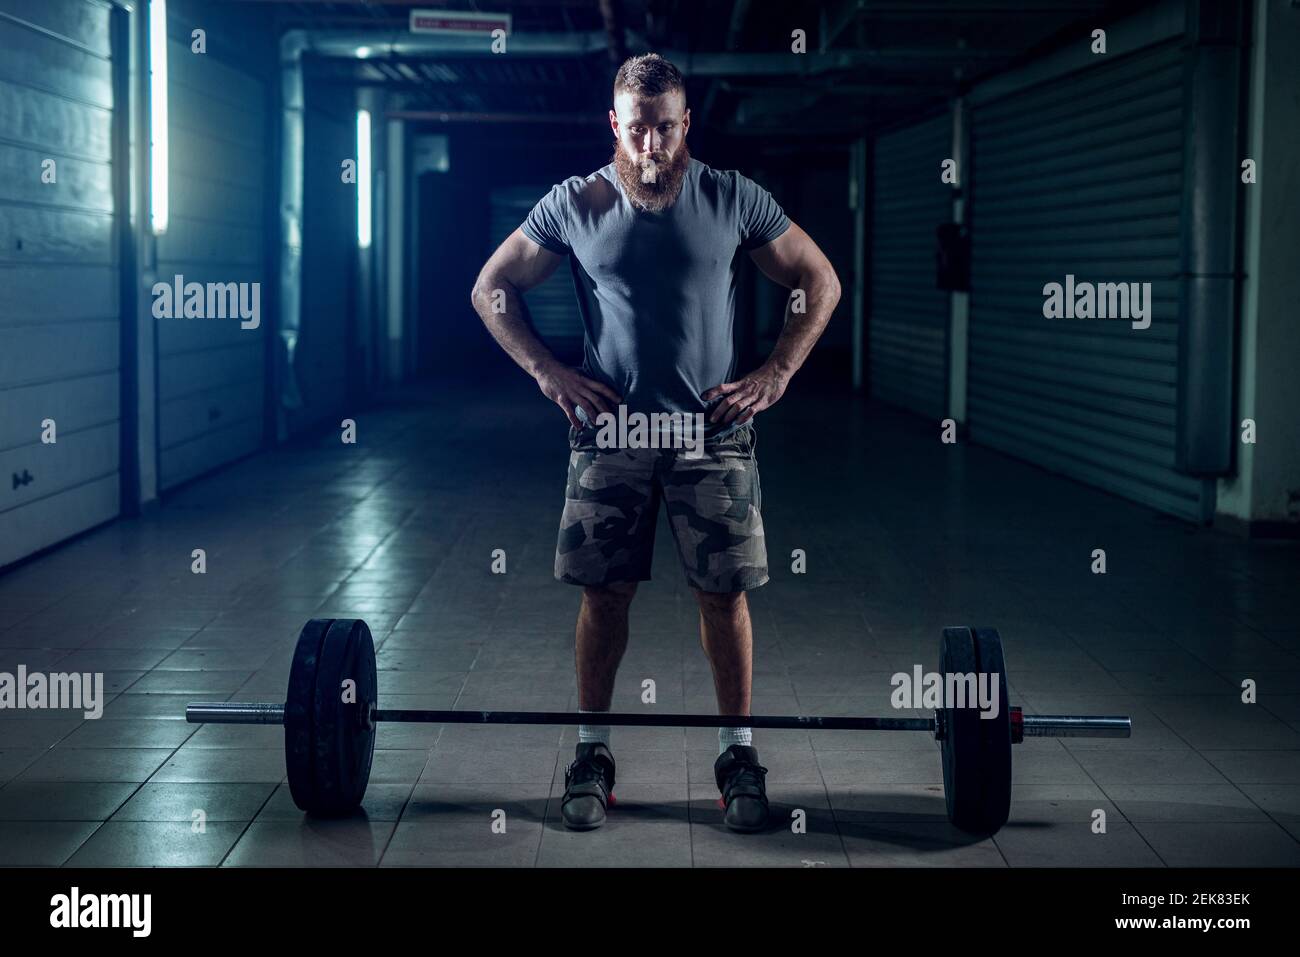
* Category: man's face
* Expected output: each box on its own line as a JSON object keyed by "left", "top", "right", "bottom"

{"left": 609, "top": 90, "right": 691, "bottom": 212}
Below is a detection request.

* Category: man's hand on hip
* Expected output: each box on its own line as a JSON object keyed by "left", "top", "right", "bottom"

{"left": 535, "top": 362, "right": 623, "bottom": 430}
{"left": 703, "top": 364, "right": 789, "bottom": 426}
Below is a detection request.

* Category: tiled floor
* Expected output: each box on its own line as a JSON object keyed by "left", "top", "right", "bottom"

{"left": 1, "top": 376, "right": 1298, "bottom": 867}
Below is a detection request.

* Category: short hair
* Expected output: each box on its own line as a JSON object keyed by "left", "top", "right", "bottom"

{"left": 613, "top": 53, "right": 686, "bottom": 105}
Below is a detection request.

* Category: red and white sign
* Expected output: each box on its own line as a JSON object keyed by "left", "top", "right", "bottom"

{"left": 409, "top": 9, "right": 511, "bottom": 35}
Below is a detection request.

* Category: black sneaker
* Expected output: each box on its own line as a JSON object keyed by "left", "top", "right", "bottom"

{"left": 561, "top": 742, "right": 616, "bottom": 830}
{"left": 714, "top": 744, "right": 769, "bottom": 833}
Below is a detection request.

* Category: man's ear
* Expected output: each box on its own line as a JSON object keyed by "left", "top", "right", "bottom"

{"left": 608, "top": 109, "right": 618, "bottom": 135}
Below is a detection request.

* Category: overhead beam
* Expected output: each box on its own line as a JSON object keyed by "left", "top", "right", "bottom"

{"left": 829, "top": 1, "right": 1104, "bottom": 10}
{"left": 643, "top": 0, "right": 673, "bottom": 45}
{"left": 295, "top": 30, "right": 1014, "bottom": 72}
{"left": 385, "top": 110, "right": 601, "bottom": 125}
{"left": 238, "top": 0, "right": 593, "bottom": 5}
{"left": 701, "top": 0, "right": 751, "bottom": 126}
{"left": 821, "top": 0, "right": 865, "bottom": 54}
{"left": 598, "top": 0, "right": 627, "bottom": 65}
{"left": 721, "top": 79, "right": 956, "bottom": 95}
{"left": 679, "top": 48, "right": 1016, "bottom": 75}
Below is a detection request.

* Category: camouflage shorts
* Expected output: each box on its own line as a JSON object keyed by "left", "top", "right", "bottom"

{"left": 554, "top": 422, "right": 769, "bottom": 593}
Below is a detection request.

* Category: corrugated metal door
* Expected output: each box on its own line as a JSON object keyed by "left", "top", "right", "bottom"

{"left": 968, "top": 41, "right": 1213, "bottom": 521}
{"left": 155, "top": 13, "right": 268, "bottom": 490}
{"left": 0, "top": 0, "right": 120, "bottom": 568}
{"left": 490, "top": 186, "right": 583, "bottom": 359}
{"left": 869, "top": 115, "right": 951, "bottom": 419}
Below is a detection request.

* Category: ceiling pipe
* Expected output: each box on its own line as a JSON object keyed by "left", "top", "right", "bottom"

{"left": 303, "top": 30, "right": 610, "bottom": 58}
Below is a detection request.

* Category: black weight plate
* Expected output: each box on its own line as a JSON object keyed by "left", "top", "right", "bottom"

{"left": 972, "top": 627, "right": 1012, "bottom": 832}
{"left": 939, "top": 626, "right": 1012, "bottom": 834}
{"left": 939, "top": 626, "right": 976, "bottom": 828}
{"left": 285, "top": 618, "right": 333, "bottom": 813}
{"left": 310, "top": 618, "right": 376, "bottom": 816}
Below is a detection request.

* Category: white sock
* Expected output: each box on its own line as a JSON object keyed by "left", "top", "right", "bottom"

{"left": 578, "top": 709, "right": 611, "bottom": 747}
{"left": 719, "top": 725, "right": 753, "bottom": 755}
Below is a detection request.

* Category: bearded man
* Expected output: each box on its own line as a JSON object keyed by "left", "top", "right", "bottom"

{"left": 470, "top": 53, "right": 841, "bottom": 832}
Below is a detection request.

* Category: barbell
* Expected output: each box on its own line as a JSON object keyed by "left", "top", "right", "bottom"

{"left": 185, "top": 619, "right": 1130, "bottom": 834}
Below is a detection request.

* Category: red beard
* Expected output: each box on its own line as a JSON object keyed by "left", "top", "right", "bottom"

{"left": 611, "top": 141, "right": 691, "bottom": 212}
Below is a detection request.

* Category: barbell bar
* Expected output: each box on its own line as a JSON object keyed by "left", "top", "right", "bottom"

{"left": 184, "top": 703, "right": 1130, "bottom": 737}
{"left": 184, "top": 619, "right": 1131, "bottom": 833}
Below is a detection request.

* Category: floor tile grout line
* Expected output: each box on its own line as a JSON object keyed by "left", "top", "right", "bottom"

{"left": 47, "top": 725, "right": 205, "bottom": 867}
{"left": 1060, "top": 740, "right": 1173, "bottom": 866}
{"left": 214, "top": 779, "right": 287, "bottom": 868}
{"left": 811, "top": 748, "right": 858, "bottom": 868}
{"left": 374, "top": 778, "right": 421, "bottom": 867}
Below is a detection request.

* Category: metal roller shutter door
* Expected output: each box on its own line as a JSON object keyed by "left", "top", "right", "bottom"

{"left": 489, "top": 187, "right": 583, "bottom": 359}
{"left": 869, "top": 115, "right": 952, "bottom": 419}
{"left": 0, "top": 0, "right": 120, "bottom": 568}
{"left": 968, "top": 40, "right": 1213, "bottom": 522}
{"left": 155, "top": 16, "right": 268, "bottom": 491}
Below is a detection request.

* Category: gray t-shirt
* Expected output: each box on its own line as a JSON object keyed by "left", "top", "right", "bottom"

{"left": 519, "top": 157, "right": 790, "bottom": 440}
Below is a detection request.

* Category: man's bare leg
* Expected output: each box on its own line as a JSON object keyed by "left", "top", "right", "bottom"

{"left": 563, "top": 582, "right": 637, "bottom": 830}
{"left": 696, "top": 589, "right": 767, "bottom": 830}
{"left": 575, "top": 582, "right": 638, "bottom": 713}
{"left": 696, "top": 590, "right": 753, "bottom": 718}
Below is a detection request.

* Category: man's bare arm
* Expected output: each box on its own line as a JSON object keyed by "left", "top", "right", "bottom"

{"left": 470, "top": 229, "right": 565, "bottom": 377}
{"left": 470, "top": 229, "right": 621, "bottom": 428}
{"left": 703, "top": 222, "right": 842, "bottom": 425}
{"left": 749, "top": 222, "right": 842, "bottom": 379}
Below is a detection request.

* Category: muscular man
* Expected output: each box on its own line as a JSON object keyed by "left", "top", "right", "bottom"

{"left": 471, "top": 53, "right": 840, "bottom": 832}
